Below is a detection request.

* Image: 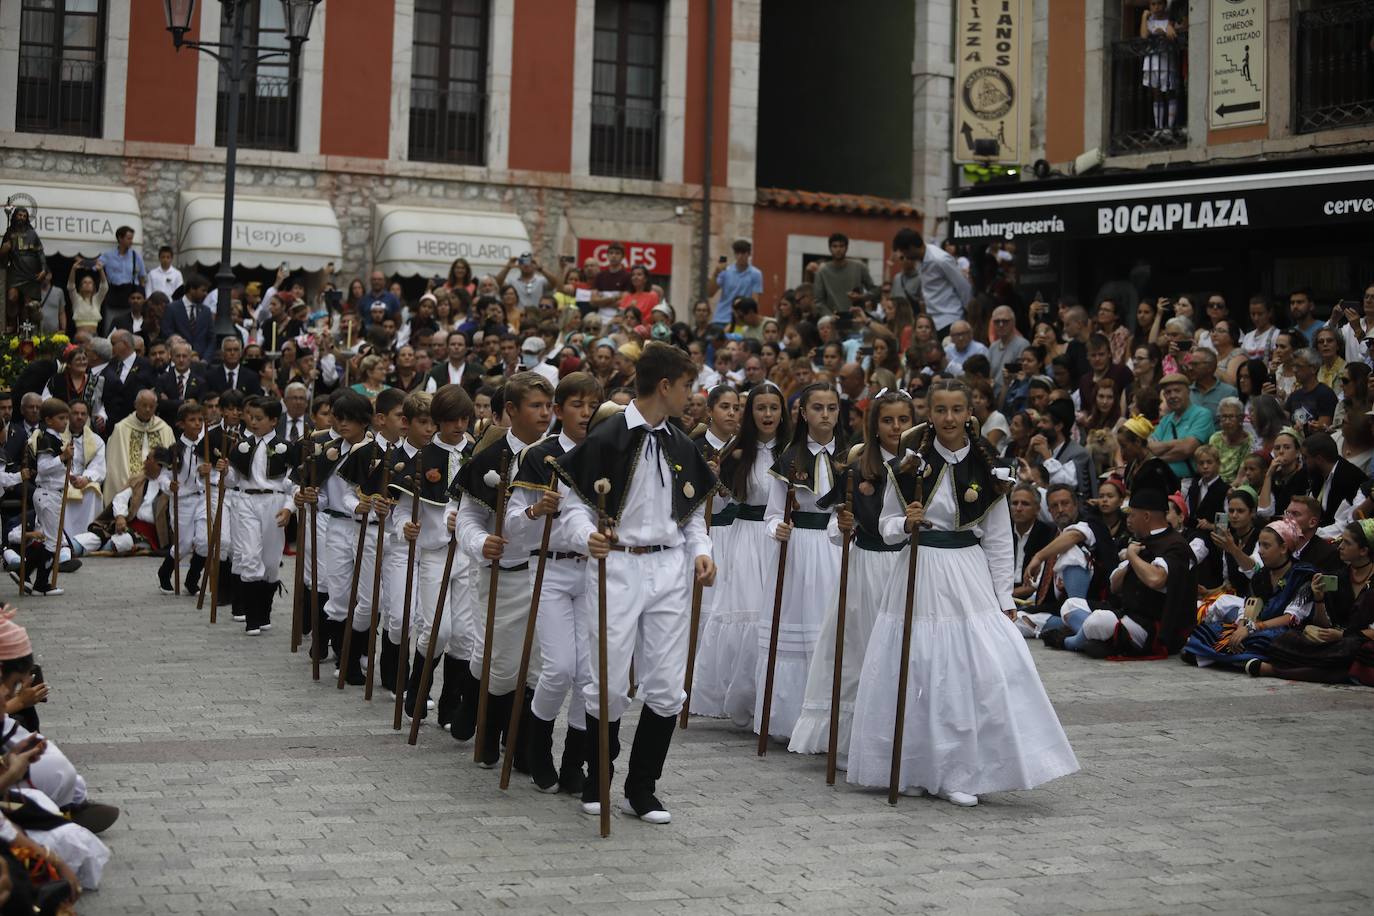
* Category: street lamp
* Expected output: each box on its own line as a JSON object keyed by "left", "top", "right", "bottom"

{"left": 163, "top": 0, "right": 321, "bottom": 339}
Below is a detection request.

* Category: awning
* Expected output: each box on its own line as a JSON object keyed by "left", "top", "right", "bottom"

{"left": 0, "top": 178, "right": 143, "bottom": 259}
{"left": 947, "top": 163, "right": 1374, "bottom": 242}
{"left": 176, "top": 192, "right": 342, "bottom": 271}
{"left": 372, "top": 204, "right": 531, "bottom": 280}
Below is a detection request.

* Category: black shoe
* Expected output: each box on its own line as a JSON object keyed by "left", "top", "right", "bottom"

{"left": 1245, "top": 658, "right": 1263, "bottom": 677}
{"left": 344, "top": 629, "right": 368, "bottom": 686}
{"left": 185, "top": 554, "right": 205, "bottom": 596}
{"left": 511, "top": 687, "right": 535, "bottom": 774}
{"left": 580, "top": 713, "right": 622, "bottom": 808}
{"left": 525, "top": 713, "right": 560, "bottom": 793}
{"left": 451, "top": 660, "right": 479, "bottom": 741}
{"left": 57, "top": 557, "right": 81, "bottom": 574}
{"left": 1041, "top": 628, "right": 1068, "bottom": 650}
{"left": 62, "top": 800, "right": 120, "bottom": 835}
{"left": 315, "top": 617, "right": 341, "bottom": 663}
{"left": 404, "top": 650, "right": 429, "bottom": 719}
{"left": 379, "top": 633, "right": 400, "bottom": 696}
{"left": 477, "top": 691, "right": 512, "bottom": 768}
{"left": 558, "top": 726, "right": 587, "bottom": 795}
{"left": 157, "top": 555, "right": 175, "bottom": 594}
{"left": 624, "top": 707, "right": 677, "bottom": 819}
{"left": 437, "top": 654, "right": 463, "bottom": 729}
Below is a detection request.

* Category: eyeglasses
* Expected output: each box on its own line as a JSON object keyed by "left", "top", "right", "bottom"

{"left": 1207, "top": 301, "right": 1226, "bottom": 309}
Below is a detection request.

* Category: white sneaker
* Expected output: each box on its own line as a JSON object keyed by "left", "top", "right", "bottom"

{"left": 232, "top": 614, "right": 246, "bottom": 622}
{"left": 246, "top": 628, "right": 262, "bottom": 636}
{"left": 899, "top": 786, "right": 929, "bottom": 798}
{"left": 580, "top": 800, "right": 601, "bottom": 816}
{"left": 259, "top": 623, "right": 272, "bottom": 632}
{"left": 937, "top": 789, "right": 978, "bottom": 807}
{"left": 619, "top": 797, "right": 671, "bottom": 824}
{"left": 426, "top": 699, "right": 436, "bottom": 711}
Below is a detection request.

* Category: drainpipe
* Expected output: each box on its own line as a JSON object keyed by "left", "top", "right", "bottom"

{"left": 698, "top": 0, "right": 717, "bottom": 302}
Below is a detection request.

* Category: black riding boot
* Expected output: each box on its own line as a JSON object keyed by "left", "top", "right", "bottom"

{"left": 511, "top": 687, "right": 535, "bottom": 774}
{"left": 525, "top": 713, "right": 559, "bottom": 792}
{"left": 580, "top": 713, "right": 622, "bottom": 809}
{"left": 558, "top": 726, "right": 587, "bottom": 795}
{"left": 451, "top": 660, "right": 480, "bottom": 741}
{"left": 477, "top": 691, "right": 513, "bottom": 768}
{"left": 437, "top": 654, "right": 463, "bottom": 729}
{"left": 623, "top": 708, "right": 678, "bottom": 822}
{"left": 184, "top": 554, "right": 205, "bottom": 596}
{"left": 404, "top": 651, "right": 429, "bottom": 718}
{"left": 379, "top": 633, "right": 400, "bottom": 696}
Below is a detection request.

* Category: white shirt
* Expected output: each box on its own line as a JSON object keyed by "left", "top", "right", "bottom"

{"left": 113, "top": 479, "right": 163, "bottom": 523}
{"left": 230, "top": 431, "right": 295, "bottom": 513}
{"left": 765, "top": 437, "right": 835, "bottom": 539}
{"left": 1040, "top": 439, "right": 1079, "bottom": 489}
{"left": 505, "top": 432, "right": 582, "bottom": 555}
{"left": 281, "top": 415, "right": 307, "bottom": 442}
{"left": 70, "top": 432, "right": 106, "bottom": 485}
{"left": 158, "top": 434, "right": 204, "bottom": 498}
{"left": 561, "top": 400, "right": 710, "bottom": 559}
{"left": 117, "top": 352, "right": 136, "bottom": 383}
{"left": 425, "top": 361, "right": 468, "bottom": 393}
{"left": 223, "top": 365, "right": 240, "bottom": 390}
{"left": 145, "top": 264, "right": 184, "bottom": 300}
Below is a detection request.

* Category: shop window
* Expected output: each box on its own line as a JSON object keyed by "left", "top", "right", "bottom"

{"left": 15, "top": 0, "right": 106, "bottom": 138}
{"left": 590, "top": 0, "right": 664, "bottom": 180}
{"left": 1295, "top": 0, "right": 1374, "bottom": 133}
{"left": 409, "top": 0, "right": 489, "bottom": 165}
{"left": 215, "top": 0, "right": 300, "bottom": 152}
{"left": 1108, "top": 1, "right": 1188, "bottom": 154}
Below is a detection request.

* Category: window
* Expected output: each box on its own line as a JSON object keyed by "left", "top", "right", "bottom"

{"left": 1107, "top": 2, "right": 1188, "bottom": 154}
{"left": 591, "top": 0, "right": 664, "bottom": 180}
{"left": 15, "top": 0, "right": 106, "bottom": 138}
{"left": 215, "top": 0, "right": 299, "bottom": 151}
{"left": 1295, "top": 0, "right": 1374, "bottom": 133}
{"left": 409, "top": 0, "right": 489, "bottom": 165}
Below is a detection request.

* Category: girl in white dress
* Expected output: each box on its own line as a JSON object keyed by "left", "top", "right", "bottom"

{"left": 848, "top": 379, "right": 1079, "bottom": 806}
{"left": 757, "top": 383, "right": 842, "bottom": 741}
{"left": 691, "top": 383, "right": 790, "bottom": 725}
{"left": 789, "top": 390, "right": 914, "bottom": 766}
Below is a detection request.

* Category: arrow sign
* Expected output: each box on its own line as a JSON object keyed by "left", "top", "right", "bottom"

{"left": 1215, "top": 101, "right": 1261, "bottom": 118}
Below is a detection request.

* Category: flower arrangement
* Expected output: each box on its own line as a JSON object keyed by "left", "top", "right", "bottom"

{"left": 0, "top": 328, "right": 71, "bottom": 390}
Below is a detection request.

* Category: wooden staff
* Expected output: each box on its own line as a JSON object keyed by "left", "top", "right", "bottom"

{"left": 407, "top": 530, "right": 458, "bottom": 746}
{"left": 334, "top": 483, "right": 374, "bottom": 690}
{"left": 500, "top": 464, "right": 559, "bottom": 789}
{"left": 362, "top": 447, "right": 395, "bottom": 701}
{"left": 308, "top": 452, "right": 322, "bottom": 681}
{"left": 290, "top": 441, "right": 309, "bottom": 654}
{"left": 593, "top": 477, "right": 612, "bottom": 838}
{"left": 757, "top": 479, "right": 796, "bottom": 756}
{"left": 197, "top": 433, "right": 213, "bottom": 606}
{"left": 826, "top": 470, "right": 857, "bottom": 786}
{"left": 206, "top": 429, "right": 239, "bottom": 622}
{"left": 172, "top": 457, "right": 182, "bottom": 595}
{"left": 679, "top": 489, "right": 713, "bottom": 729}
{"left": 472, "top": 453, "right": 513, "bottom": 763}
{"left": 49, "top": 451, "right": 73, "bottom": 591}
{"left": 889, "top": 470, "right": 925, "bottom": 805}
{"left": 17, "top": 445, "right": 30, "bottom": 594}
{"left": 392, "top": 450, "right": 426, "bottom": 730}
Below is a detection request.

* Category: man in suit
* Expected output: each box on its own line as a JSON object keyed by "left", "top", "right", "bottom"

{"left": 154, "top": 339, "right": 208, "bottom": 425}
{"left": 101, "top": 329, "right": 157, "bottom": 429}
{"left": 1302, "top": 432, "right": 1367, "bottom": 538}
{"left": 1010, "top": 483, "right": 1055, "bottom": 601}
{"left": 424, "top": 330, "right": 481, "bottom": 396}
{"left": 275, "top": 381, "right": 312, "bottom": 442}
{"left": 162, "top": 274, "right": 216, "bottom": 360}
{"left": 1029, "top": 398, "right": 1097, "bottom": 503}
{"left": 205, "top": 335, "right": 261, "bottom": 396}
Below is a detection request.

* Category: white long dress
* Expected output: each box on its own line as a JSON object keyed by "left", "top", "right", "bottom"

{"left": 789, "top": 449, "right": 902, "bottom": 765}
{"left": 691, "top": 441, "right": 778, "bottom": 725}
{"left": 847, "top": 439, "right": 1079, "bottom": 796}
{"left": 755, "top": 439, "right": 841, "bottom": 741}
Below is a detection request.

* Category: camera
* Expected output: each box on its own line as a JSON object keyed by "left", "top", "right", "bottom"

{"left": 518, "top": 252, "right": 532, "bottom": 266}
{"left": 324, "top": 289, "right": 342, "bottom": 306}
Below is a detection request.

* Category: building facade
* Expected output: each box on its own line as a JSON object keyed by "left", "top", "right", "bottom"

{"left": 0, "top": 0, "right": 951, "bottom": 313}
{"left": 947, "top": 0, "right": 1374, "bottom": 310}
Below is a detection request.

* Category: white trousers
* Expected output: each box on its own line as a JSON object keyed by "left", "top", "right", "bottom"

{"left": 325, "top": 515, "right": 378, "bottom": 629}
{"left": 231, "top": 492, "right": 285, "bottom": 583}
{"left": 33, "top": 489, "right": 61, "bottom": 551}
{"left": 3, "top": 721, "right": 85, "bottom": 807}
{"left": 530, "top": 556, "right": 591, "bottom": 727}
{"left": 581, "top": 546, "right": 690, "bottom": 722}
{"left": 469, "top": 564, "right": 539, "bottom": 697}
{"left": 448, "top": 549, "right": 477, "bottom": 660}
{"left": 408, "top": 544, "right": 457, "bottom": 656}
{"left": 170, "top": 490, "right": 209, "bottom": 569}
{"left": 213, "top": 490, "right": 238, "bottom": 562}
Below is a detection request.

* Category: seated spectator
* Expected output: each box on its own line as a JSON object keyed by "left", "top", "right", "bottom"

{"left": 1009, "top": 483, "right": 1054, "bottom": 602}
{"left": 1301, "top": 432, "right": 1366, "bottom": 538}
{"left": 943, "top": 320, "right": 988, "bottom": 375}
{"left": 1258, "top": 429, "right": 1306, "bottom": 519}
{"left": 1028, "top": 399, "right": 1096, "bottom": 502}
{"left": 1252, "top": 521, "right": 1374, "bottom": 683}
{"left": 1182, "top": 518, "right": 1314, "bottom": 671}
{"left": 1207, "top": 397, "right": 1252, "bottom": 484}
{"left": 1017, "top": 484, "right": 1120, "bottom": 636}
{"left": 1041, "top": 470, "right": 1198, "bottom": 658}
{"left": 1185, "top": 347, "right": 1237, "bottom": 422}
{"left": 1148, "top": 373, "right": 1215, "bottom": 481}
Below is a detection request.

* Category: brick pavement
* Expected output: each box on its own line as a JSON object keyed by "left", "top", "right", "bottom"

{"left": 22, "top": 558, "right": 1374, "bottom": 915}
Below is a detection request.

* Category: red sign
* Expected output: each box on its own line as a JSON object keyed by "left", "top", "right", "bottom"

{"left": 576, "top": 238, "right": 673, "bottom": 275}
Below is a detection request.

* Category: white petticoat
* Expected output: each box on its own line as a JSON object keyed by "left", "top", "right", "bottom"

{"left": 788, "top": 545, "right": 904, "bottom": 762}
{"left": 847, "top": 541, "right": 1079, "bottom": 796}
{"left": 754, "top": 526, "right": 840, "bottom": 741}
{"left": 691, "top": 518, "right": 776, "bottom": 724}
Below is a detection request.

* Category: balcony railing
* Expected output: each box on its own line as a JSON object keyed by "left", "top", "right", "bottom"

{"left": 1296, "top": 0, "right": 1374, "bottom": 133}
{"left": 590, "top": 102, "right": 662, "bottom": 180}
{"left": 216, "top": 73, "right": 299, "bottom": 152}
{"left": 14, "top": 55, "right": 104, "bottom": 138}
{"left": 409, "top": 87, "right": 487, "bottom": 166}
{"left": 1108, "top": 33, "right": 1189, "bottom": 154}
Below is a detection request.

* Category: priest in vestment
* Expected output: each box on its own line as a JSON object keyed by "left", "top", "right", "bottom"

{"left": 102, "top": 389, "right": 174, "bottom": 504}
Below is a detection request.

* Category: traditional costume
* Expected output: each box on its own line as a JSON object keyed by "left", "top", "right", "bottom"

{"left": 62, "top": 424, "right": 105, "bottom": 540}
{"left": 224, "top": 428, "right": 295, "bottom": 634}
{"left": 847, "top": 433, "right": 1078, "bottom": 802}
{"left": 156, "top": 432, "right": 208, "bottom": 594}
{"left": 330, "top": 434, "right": 386, "bottom": 682}
{"left": 25, "top": 428, "right": 67, "bottom": 594}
